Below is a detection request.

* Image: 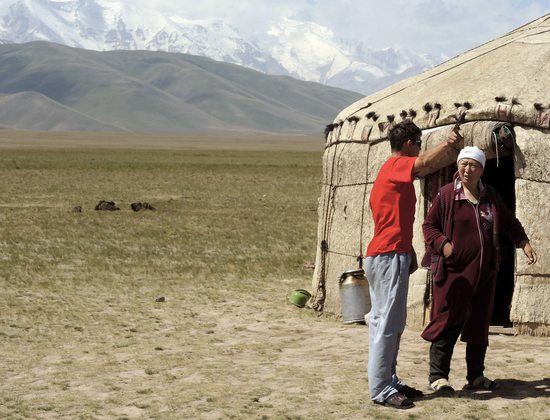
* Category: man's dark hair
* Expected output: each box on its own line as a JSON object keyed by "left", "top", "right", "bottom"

{"left": 388, "top": 121, "right": 422, "bottom": 151}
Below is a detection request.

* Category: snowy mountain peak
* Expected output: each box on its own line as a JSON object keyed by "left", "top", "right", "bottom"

{"left": 266, "top": 17, "right": 354, "bottom": 82}
{"left": 0, "top": 0, "right": 440, "bottom": 94}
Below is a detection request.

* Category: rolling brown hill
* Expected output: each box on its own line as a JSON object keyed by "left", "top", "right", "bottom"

{"left": 0, "top": 42, "right": 362, "bottom": 134}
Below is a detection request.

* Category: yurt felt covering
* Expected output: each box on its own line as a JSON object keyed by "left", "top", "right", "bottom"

{"left": 312, "top": 14, "right": 550, "bottom": 336}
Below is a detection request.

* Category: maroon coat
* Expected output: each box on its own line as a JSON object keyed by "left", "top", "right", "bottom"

{"left": 421, "top": 179, "right": 528, "bottom": 345}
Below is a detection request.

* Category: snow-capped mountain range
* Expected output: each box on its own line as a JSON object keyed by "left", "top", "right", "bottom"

{"left": 0, "top": 0, "right": 443, "bottom": 94}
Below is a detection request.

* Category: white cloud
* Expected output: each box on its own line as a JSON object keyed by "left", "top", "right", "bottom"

{"left": 86, "top": 0, "right": 550, "bottom": 56}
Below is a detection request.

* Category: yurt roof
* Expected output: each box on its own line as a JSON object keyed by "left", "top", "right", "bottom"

{"left": 334, "top": 14, "right": 550, "bottom": 141}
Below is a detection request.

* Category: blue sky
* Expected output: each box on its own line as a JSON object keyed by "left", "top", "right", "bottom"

{"left": 112, "top": 0, "right": 550, "bottom": 58}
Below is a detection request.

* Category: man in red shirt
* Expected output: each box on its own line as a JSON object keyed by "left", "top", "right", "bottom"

{"left": 365, "top": 121, "right": 461, "bottom": 409}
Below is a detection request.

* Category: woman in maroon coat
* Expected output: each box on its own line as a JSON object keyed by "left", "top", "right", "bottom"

{"left": 422, "top": 146, "right": 537, "bottom": 393}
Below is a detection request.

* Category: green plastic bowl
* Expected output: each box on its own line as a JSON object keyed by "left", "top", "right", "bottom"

{"left": 288, "top": 289, "right": 312, "bottom": 308}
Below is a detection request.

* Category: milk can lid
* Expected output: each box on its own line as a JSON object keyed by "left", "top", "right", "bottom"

{"left": 339, "top": 268, "right": 365, "bottom": 281}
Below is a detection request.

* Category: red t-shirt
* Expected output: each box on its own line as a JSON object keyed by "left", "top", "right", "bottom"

{"left": 366, "top": 156, "right": 417, "bottom": 256}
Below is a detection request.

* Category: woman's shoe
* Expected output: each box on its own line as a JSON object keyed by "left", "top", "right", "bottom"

{"left": 429, "top": 378, "right": 455, "bottom": 392}
{"left": 463, "top": 375, "right": 499, "bottom": 391}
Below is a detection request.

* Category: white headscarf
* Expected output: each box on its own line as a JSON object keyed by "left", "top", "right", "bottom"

{"left": 457, "top": 146, "right": 486, "bottom": 168}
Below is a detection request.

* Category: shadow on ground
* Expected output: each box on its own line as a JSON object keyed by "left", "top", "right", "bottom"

{"left": 422, "top": 378, "right": 550, "bottom": 402}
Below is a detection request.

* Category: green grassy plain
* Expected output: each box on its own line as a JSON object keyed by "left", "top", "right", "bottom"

{"left": 1, "top": 131, "right": 549, "bottom": 419}
{"left": 0, "top": 131, "right": 325, "bottom": 418}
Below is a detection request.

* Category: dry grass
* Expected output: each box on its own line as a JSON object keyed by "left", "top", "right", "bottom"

{"left": 0, "top": 132, "right": 549, "bottom": 419}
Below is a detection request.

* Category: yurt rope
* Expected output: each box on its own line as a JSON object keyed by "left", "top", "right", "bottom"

{"left": 313, "top": 139, "right": 340, "bottom": 311}
{"left": 492, "top": 129, "right": 501, "bottom": 167}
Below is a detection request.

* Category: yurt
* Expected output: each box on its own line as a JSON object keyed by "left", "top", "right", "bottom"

{"left": 311, "top": 14, "right": 550, "bottom": 336}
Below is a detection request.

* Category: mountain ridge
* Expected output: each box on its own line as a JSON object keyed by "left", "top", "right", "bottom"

{"left": 0, "top": 41, "right": 363, "bottom": 133}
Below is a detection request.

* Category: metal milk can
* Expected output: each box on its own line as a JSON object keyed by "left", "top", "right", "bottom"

{"left": 339, "top": 268, "right": 371, "bottom": 324}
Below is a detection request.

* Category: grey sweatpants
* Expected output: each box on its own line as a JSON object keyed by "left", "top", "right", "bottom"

{"left": 364, "top": 252, "right": 410, "bottom": 402}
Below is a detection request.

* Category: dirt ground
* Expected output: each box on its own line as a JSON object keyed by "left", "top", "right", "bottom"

{"left": 2, "top": 277, "right": 549, "bottom": 420}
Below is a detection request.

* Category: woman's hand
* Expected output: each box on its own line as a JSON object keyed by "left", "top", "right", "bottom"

{"left": 442, "top": 241, "right": 453, "bottom": 258}
{"left": 522, "top": 241, "right": 537, "bottom": 265}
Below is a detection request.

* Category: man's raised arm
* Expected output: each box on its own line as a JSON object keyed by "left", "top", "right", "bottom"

{"left": 413, "top": 129, "right": 462, "bottom": 177}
